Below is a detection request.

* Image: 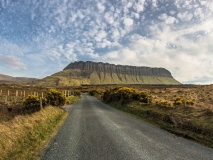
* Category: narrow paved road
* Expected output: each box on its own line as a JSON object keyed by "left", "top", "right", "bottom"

{"left": 41, "top": 94, "right": 213, "bottom": 160}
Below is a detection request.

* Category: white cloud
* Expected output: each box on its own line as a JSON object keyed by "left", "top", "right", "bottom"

{"left": 97, "top": 3, "right": 105, "bottom": 13}
{"left": 177, "top": 11, "right": 193, "bottom": 21}
{"left": 127, "top": 2, "right": 133, "bottom": 8}
{"left": 194, "top": 8, "right": 205, "bottom": 19}
{"left": 104, "top": 12, "right": 114, "bottom": 24}
{"left": 200, "top": 1, "right": 208, "bottom": 6}
{"left": 170, "top": 10, "right": 176, "bottom": 15}
{"left": 134, "top": 1, "right": 145, "bottom": 13}
{"left": 158, "top": 13, "right": 168, "bottom": 21}
{"left": 101, "top": 17, "right": 213, "bottom": 84}
{"left": 123, "top": 18, "right": 133, "bottom": 27}
{"left": 94, "top": 30, "right": 107, "bottom": 42}
{"left": 98, "top": 39, "right": 111, "bottom": 48}
{"left": 152, "top": 0, "right": 158, "bottom": 8}
{"left": 158, "top": 13, "right": 177, "bottom": 24}
{"left": 134, "top": 12, "right": 140, "bottom": 19}
{"left": 0, "top": 56, "right": 27, "bottom": 70}
{"left": 165, "top": 16, "right": 176, "bottom": 24}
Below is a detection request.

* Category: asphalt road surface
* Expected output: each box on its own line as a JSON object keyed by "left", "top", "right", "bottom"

{"left": 41, "top": 94, "right": 213, "bottom": 160}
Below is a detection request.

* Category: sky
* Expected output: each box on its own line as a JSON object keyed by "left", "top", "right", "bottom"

{"left": 0, "top": 0, "right": 213, "bottom": 84}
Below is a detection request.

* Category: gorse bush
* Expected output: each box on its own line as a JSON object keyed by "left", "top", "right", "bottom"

{"left": 154, "top": 100, "right": 172, "bottom": 107}
{"left": 102, "top": 87, "right": 152, "bottom": 104}
{"left": 116, "top": 87, "right": 137, "bottom": 104}
{"left": 137, "top": 92, "right": 152, "bottom": 103}
{"left": 22, "top": 95, "right": 40, "bottom": 110}
{"left": 46, "top": 89, "right": 66, "bottom": 106}
{"left": 173, "top": 97, "right": 183, "bottom": 105}
{"left": 186, "top": 99, "right": 194, "bottom": 105}
{"left": 102, "top": 87, "right": 120, "bottom": 103}
{"left": 89, "top": 89, "right": 103, "bottom": 96}
{"left": 73, "top": 90, "right": 81, "bottom": 97}
{"left": 173, "top": 96, "right": 195, "bottom": 106}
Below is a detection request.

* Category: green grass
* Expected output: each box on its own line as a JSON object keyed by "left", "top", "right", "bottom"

{"left": 0, "top": 106, "right": 68, "bottom": 160}
{"left": 66, "top": 95, "right": 80, "bottom": 104}
{"left": 109, "top": 101, "right": 213, "bottom": 148}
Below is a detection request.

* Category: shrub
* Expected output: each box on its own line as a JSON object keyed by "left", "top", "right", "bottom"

{"left": 88, "top": 90, "right": 95, "bottom": 96}
{"left": 102, "top": 88, "right": 116, "bottom": 103}
{"left": 173, "top": 97, "right": 183, "bottom": 105}
{"left": 22, "top": 95, "right": 40, "bottom": 110}
{"left": 116, "top": 87, "right": 137, "bottom": 104}
{"left": 73, "top": 90, "right": 81, "bottom": 97}
{"left": 173, "top": 97, "right": 195, "bottom": 106}
{"left": 46, "top": 89, "right": 66, "bottom": 106}
{"left": 155, "top": 100, "right": 172, "bottom": 107}
{"left": 102, "top": 87, "right": 152, "bottom": 104}
{"left": 138, "top": 92, "right": 152, "bottom": 103}
{"left": 186, "top": 99, "right": 194, "bottom": 105}
{"left": 89, "top": 89, "right": 103, "bottom": 96}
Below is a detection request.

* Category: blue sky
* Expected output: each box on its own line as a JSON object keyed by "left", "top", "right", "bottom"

{"left": 0, "top": 0, "right": 213, "bottom": 84}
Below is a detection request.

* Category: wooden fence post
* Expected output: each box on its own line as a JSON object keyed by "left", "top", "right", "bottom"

{"left": 5, "top": 95, "right": 7, "bottom": 103}
{"left": 40, "top": 97, "right": 43, "bottom": 109}
{"left": 64, "top": 90, "right": 67, "bottom": 97}
{"left": 14, "top": 96, "right": 17, "bottom": 104}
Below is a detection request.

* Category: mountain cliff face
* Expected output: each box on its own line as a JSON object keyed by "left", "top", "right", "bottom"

{"left": 64, "top": 61, "right": 172, "bottom": 77}
{"left": 35, "top": 61, "right": 181, "bottom": 86}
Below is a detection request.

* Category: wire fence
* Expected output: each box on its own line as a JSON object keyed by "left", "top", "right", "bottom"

{"left": 0, "top": 89, "right": 74, "bottom": 114}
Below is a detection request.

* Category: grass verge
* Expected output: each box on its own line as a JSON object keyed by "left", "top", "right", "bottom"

{"left": 0, "top": 106, "right": 68, "bottom": 160}
{"left": 66, "top": 95, "right": 80, "bottom": 104}
{"left": 109, "top": 101, "right": 213, "bottom": 148}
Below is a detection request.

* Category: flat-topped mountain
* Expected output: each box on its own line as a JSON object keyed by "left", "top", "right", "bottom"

{"left": 35, "top": 61, "right": 181, "bottom": 86}
{"left": 64, "top": 61, "right": 173, "bottom": 77}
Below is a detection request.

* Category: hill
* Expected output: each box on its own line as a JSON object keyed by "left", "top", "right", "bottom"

{"left": 0, "top": 74, "right": 37, "bottom": 83}
{"left": 35, "top": 61, "right": 181, "bottom": 86}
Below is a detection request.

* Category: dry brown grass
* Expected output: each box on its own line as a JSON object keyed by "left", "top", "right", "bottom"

{"left": 0, "top": 106, "right": 68, "bottom": 160}
{"left": 149, "top": 85, "right": 213, "bottom": 113}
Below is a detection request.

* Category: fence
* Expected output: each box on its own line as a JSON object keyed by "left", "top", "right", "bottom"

{"left": 0, "top": 89, "right": 74, "bottom": 113}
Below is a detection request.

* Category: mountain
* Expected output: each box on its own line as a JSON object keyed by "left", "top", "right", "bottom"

{"left": 35, "top": 61, "right": 181, "bottom": 86}
{"left": 0, "top": 74, "right": 37, "bottom": 83}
